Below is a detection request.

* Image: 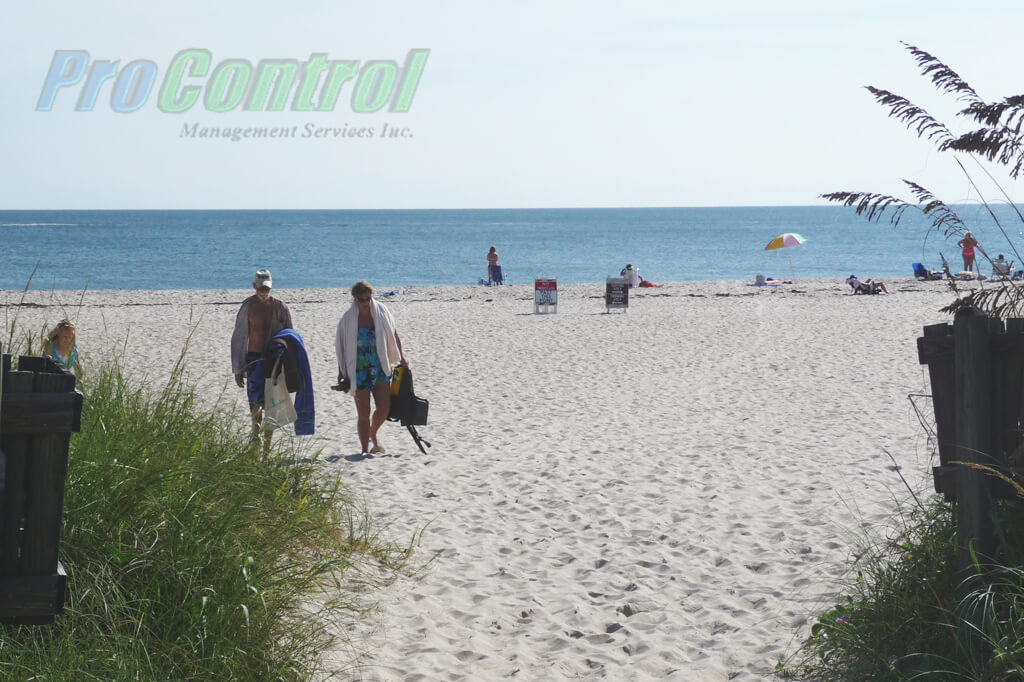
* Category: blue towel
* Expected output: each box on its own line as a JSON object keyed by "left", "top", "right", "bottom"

{"left": 272, "top": 329, "right": 315, "bottom": 436}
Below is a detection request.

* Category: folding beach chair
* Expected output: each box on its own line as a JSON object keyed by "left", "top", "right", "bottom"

{"left": 913, "top": 263, "right": 942, "bottom": 280}
{"left": 992, "top": 258, "right": 1014, "bottom": 279}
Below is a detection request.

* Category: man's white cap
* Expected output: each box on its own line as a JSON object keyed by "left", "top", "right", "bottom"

{"left": 254, "top": 269, "right": 273, "bottom": 289}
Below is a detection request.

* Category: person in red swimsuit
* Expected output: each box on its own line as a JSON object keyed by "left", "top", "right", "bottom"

{"left": 958, "top": 231, "right": 979, "bottom": 272}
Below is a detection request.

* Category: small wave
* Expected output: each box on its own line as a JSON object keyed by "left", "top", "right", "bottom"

{"left": 0, "top": 222, "right": 77, "bottom": 227}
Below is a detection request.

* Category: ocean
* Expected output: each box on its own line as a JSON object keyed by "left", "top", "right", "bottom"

{"left": 1, "top": 205, "right": 1021, "bottom": 291}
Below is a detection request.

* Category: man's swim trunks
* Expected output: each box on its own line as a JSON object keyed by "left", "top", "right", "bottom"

{"left": 245, "top": 352, "right": 265, "bottom": 406}
{"left": 356, "top": 326, "right": 391, "bottom": 390}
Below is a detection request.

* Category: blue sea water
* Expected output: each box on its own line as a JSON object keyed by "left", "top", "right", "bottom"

{"left": 1, "top": 205, "right": 1022, "bottom": 291}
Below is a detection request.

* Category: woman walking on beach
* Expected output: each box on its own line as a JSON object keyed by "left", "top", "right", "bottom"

{"left": 959, "top": 231, "right": 979, "bottom": 272}
{"left": 335, "top": 281, "right": 407, "bottom": 455}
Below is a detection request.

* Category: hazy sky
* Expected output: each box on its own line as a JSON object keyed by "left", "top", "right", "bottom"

{"left": 3, "top": 1, "right": 1023, "bottom": 209}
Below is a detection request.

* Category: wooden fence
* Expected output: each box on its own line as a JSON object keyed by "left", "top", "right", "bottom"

{"left": 0, "top": 345, "right": 83, "bottom": 624}
{"left": 918, "top": 308, "right": 1024, "bottom": 580}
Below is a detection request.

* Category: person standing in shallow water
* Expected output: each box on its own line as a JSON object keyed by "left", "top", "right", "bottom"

{"left": 958, "top": 231, "right": 979, "bottom": 272}
{"left": 230, "top": 269, "right": 293, "bottom": 456}
{"left": 487, "top": 245, "right": 500, "bottom": 285}
{"left": 335, "top": 281, "right": 408, "bottom": 455}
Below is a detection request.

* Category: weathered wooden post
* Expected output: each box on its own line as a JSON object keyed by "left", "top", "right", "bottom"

{"left": 918, "top": 322, "right": 956, "bottom": 499}
{"left": 917, "top": 308, "right": 1012, "bottom": 582}
{"left": 952, "top": 308, "right": 1000, "bottom": 581}
{"left": 0, "top": 344, "right": 83, "bottom": 624}
{"left": 1000, "top": 318, "right": 1024, "bottom": 470}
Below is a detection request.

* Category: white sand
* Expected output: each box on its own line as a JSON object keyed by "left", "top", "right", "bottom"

{"left": 2, "top": 277, "right": 966, "bottom": 680}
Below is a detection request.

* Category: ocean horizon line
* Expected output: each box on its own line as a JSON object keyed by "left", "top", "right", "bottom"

{"left": 0, "top": 203, "right": 957, "bottom": 213}
{"left": 2, "top": 201, "right": 1020, "bottom": 213}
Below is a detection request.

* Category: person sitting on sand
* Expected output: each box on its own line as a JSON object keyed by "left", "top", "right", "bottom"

{"left": 846, "top": 275, "right": 889, "bottom": 295}
{"left": 231, "top": 269, "right": 294, "bottom": 456}
{"left": 993, "top": 254, "right": 1013, "bottom": 278}
{"left": 620, "top": 264, "right": 641, "bottom": 288}
{"left": 43, "top": 318, "right": 83, "bottom": 378}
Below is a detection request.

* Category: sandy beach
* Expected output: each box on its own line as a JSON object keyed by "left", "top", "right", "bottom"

{"left": 2, "top": 277, "right": 964, "bottom": 680}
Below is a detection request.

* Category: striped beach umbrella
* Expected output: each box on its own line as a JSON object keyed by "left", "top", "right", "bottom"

{"left": 764, "top": 233, "right": 807, "bottom": 281}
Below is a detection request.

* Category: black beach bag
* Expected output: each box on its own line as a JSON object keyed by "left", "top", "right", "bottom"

{"left": 388, "top": 366, "right": 431, "bottom": 454}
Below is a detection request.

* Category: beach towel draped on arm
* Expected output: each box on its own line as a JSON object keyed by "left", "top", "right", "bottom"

{"left": 335, "top": 299, "right": 401, "bottom": 396}
{"left": 271, "top": 329, "right": 315, "bottom": 435}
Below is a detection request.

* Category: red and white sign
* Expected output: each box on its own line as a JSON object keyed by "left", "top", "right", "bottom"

{"left": 534, "top": 278, "right": 558, "bottom": 313}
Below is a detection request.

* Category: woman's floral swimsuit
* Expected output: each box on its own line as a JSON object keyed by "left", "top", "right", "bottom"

{"left": 356, "top": 325, "right": 391, "bottom": 389}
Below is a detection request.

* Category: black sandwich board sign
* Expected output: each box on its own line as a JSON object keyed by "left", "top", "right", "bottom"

{"left": 606, "top": 276, "right": 628, "bottom": 313}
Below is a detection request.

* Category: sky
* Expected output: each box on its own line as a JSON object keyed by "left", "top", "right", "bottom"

{"left": 3, "top": 1, "right": 1024, "bottom": 210}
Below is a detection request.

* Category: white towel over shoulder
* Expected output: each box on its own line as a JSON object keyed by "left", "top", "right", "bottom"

{"left": 335, "top": 299, "right": 400, "bottom": 395}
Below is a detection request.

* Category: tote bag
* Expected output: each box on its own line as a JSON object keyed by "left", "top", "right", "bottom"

{"left": 263, "top": 359, "right": 297, "bottom": 430}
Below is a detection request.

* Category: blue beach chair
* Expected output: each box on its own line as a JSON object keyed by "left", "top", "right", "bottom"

{"left": 489, "top": 265, "right": 504, "bottom": 285}
{"left": 913, "top": 263, "right": 942, "bottom": 280}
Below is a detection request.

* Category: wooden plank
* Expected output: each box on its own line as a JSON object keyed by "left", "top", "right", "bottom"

{"left": 21, "top": 371, "right": 72, "bottom": 575}
{"left": 15, "top": 356, "right": 49, "bottom": 374}
{"left": 0, "top": 351, "right": 4, "bottom": 534}
{"left": 0, "top": 355, "right": 75, "bottom": 623}
{"left": 1, "top": 392, "right": 83, "bottom": 435}
{"left": 0, "top": 444, "right": 24, "bottom": 574}
{"left": 919, "top": 323, "right": 956, "bottom": 468}
{"left": 18, "top": 356, "right": 72, "bottom": 382}
{"left": 991, "top": 328, "right": 1009, "bottom": 468}
{"left": 0, "top": 371, "right": 34, "bottom": 575}
{"left": 932, "top": 464, "right": 957, "bottom": 501}
{"left": 0, "top": 570, "right": 66, "bottom": 621}
{"left": 934, "top": 463, "right": 1024, "bottom": 501}
{"left": 953, "top": 308, "right": 1000, "bottom": 582}
{"left": 1004, "top": 318, "right": 1024, "bottom": 469}
{"left": 0, "top": 448, "right": 7, "bottom": 568}
{"left": 918, "top": 322, "right": 954, "bottom": 362}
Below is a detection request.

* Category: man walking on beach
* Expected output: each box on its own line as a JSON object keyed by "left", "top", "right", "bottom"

{"left": 230, "top": 269, "right": 294, "bottom": 456}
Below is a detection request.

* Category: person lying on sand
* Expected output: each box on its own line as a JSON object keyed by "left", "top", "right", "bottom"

{"left": 846, "top": 275, "right": 888, "bottom": 295}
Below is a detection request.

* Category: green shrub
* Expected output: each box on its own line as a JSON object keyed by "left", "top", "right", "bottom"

{"left": 0, "top": 359, "right": 409, "bottom": 681}
{"left": 784, "top": 499, "right": 1024, "bottom": 681}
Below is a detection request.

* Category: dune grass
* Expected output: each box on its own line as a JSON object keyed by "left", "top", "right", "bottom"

{"left": 0, "top": 354, "right": 411, "bottom": 680}
{"left": 781, "top": 493, "right": 1024, "bottom": 681}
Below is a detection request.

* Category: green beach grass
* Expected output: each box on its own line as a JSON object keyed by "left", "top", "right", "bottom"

{"left": 781, "top": 491, "right": 1024, "bottom": 680}
{"left": 0, "top": 349, "right": 412, "bottom": 680}
{"left": 794, "top": 42, "right": 1024, "bottom": 681}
